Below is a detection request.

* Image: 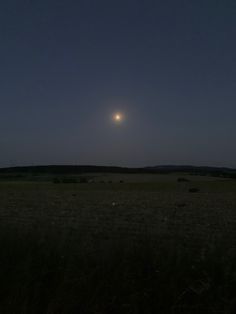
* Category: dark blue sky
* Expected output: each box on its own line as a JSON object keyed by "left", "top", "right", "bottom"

{"left": 1, "top": 0, "right": 236, "bottom": 167}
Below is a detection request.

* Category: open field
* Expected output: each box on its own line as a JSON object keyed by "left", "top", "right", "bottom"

{"left": 0, "top": 173, "right": 236, "bottom": 313}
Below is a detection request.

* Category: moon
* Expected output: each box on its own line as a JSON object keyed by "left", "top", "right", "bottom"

{"left": 112, "top": 112, "right": 124, "bottom": 123}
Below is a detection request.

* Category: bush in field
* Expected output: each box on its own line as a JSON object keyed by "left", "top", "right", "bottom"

{"left": 177, "top": 177, "right": 190, "bottom": 182}
{"left": 189, "top": 187, "right": 200, "bottom": 193}
{"left": 175, "top": 202, "right": 187, "bottom": 208}
{"left": 53, "top": 178, "right": 61, "bottom": 184}
{"left": 62, "top": 177, "right": 77, "bottom": 183}
{"left": 79, "top": 177, "right": 88, "bottom": 183}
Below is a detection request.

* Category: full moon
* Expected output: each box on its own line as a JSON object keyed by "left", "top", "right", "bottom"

{"left": 115, "top": 114, "right": 121, "bottom": 121}
{"left": 113, "top": 112, "right": 123, "bottom": 123}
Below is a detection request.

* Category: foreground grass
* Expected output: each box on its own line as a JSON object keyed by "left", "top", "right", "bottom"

{"left": 0, "top": 226, "right": 235, "bottom": 314}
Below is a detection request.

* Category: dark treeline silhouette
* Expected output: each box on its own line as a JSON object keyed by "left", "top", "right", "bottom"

{"left": 0, "top": 165, "right": 236, "bottom": 179}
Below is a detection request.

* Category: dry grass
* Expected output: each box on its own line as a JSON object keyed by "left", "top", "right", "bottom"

{"left": 0, "top": 174, "right": 235, "bottom": 313}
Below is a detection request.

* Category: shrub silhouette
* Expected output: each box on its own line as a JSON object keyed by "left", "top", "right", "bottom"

{"left": 177, "top": 177, "right": 190, "bottom": 182}
{"left": 79, "top": 177, "right": 88, "bottom": 183}
{"left": 53, "top": 178, "right": 60, "bottom": 184}
{"left": 189, "top": 188, "right": 200, "bottom": 193}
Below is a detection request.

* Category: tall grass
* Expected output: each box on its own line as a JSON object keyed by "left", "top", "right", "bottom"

{"left": 0, "top": 226, "right": 235, "bottom": 313}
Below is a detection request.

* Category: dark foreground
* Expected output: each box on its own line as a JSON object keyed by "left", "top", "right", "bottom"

{"left": 0, "top": 173, "right": 235, "bottom": 313}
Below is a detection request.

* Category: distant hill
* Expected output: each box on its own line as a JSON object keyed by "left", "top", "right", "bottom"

{"left": 0, "top": 165, "right": 236, "bottom": 178}
{"left": 145, "top": 165, "right": 236, "bottom": 178}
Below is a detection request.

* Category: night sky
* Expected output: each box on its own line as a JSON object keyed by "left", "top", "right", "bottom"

{"left": 1, "top": 0, "right": 236, "bottom": 168}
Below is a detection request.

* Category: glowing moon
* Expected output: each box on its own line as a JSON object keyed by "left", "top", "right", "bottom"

{"left": 115, "top": 114, "right": 121, "bottom": 121}
{"left": 113, "top": 112, "right": 123, "bottom": 123}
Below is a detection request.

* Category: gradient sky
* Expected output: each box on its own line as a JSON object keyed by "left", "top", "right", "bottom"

{"left": 1, "top": 0, "right": 236, "bottom": 167}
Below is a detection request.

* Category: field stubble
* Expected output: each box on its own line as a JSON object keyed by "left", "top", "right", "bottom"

{"left": 0, "top": 174, "right": 235, "bottom": 313}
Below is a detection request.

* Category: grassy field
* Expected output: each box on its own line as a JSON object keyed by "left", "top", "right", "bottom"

{"left": 0, "top": 173, "right": 235, "bottom": 313}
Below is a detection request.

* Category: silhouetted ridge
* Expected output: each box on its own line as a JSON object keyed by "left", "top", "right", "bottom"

{"left": 0, "top": 165, "right": 235, "bottom": 178}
